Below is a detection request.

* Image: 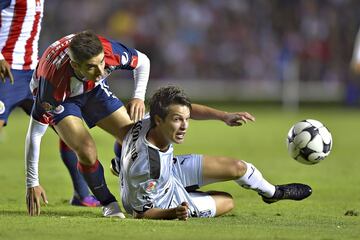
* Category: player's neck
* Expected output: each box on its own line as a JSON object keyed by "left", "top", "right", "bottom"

{"left": 73, "top": 68, "right": 86, "bottom": 81}
{"left": 147, "top": 128, "right": 170, "bottom": 152}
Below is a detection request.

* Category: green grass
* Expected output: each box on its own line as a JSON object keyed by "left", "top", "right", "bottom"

{"left": 0, "top": 105, "right": 359, "bottom": 240}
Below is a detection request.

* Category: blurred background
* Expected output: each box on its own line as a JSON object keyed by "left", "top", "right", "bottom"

{"left": 41, "top": 0, "right": 360, "bottom": 106}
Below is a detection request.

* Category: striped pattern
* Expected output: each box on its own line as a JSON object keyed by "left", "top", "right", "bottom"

{"left": 0, "top": 0, "right": 44, "bottom": 70}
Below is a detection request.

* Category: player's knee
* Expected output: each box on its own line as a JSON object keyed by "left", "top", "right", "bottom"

{"left": 231, "top": 160, "right": 247, "bottom": 179}
{"left": 72, "top": 139, "right": 97, "bottom": 164}
{"left": 213, "top": 192, "right": 234, "bottom": 216}
{"left": 223, "top": 193, "right": 235, "bottom": 212}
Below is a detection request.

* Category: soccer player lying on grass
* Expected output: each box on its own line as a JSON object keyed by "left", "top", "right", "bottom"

{"left": 25, "top": 30, "right": 150, "bottom": 217}
{"left": 112, "top": 86, "right": 312, "bottom": 220}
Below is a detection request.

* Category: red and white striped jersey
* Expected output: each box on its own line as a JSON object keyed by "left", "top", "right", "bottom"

{"left": 31, "top": 33, "right": 139, "bottom": 108}
{"left": 0, "top": 0, "right": 44, "bottom": 70}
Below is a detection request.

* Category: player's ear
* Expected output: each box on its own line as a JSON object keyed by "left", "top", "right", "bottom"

{"left": 154, "top": 115, "right": 162, "bottom": 126}
{"left": 70, "top": 60, "right": 79, "bottom": 70}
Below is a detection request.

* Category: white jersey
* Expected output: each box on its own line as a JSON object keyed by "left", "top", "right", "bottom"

{"left": 120, "top": 117, "right": 201, "bottom": 216}
{"left": 0, "top": 0, "right": 44, "bottom": 70}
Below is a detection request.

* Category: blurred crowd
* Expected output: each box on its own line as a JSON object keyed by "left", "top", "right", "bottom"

{"left": 41, "top": 0, "right": 360, "bottom": 83}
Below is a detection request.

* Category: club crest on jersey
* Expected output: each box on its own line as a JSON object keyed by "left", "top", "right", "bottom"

{"left": 0, "top": 101, "right": 5, "bottom": 114}
{"left": 121, "top": 52, "right": 129, "bottom": 65}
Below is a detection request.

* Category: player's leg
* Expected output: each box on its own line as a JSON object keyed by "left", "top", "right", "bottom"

{"left": 54, "top": 116, "right": 118, "bottom": 209}
{"left": 95, "top": 106, "right": 133, "bottom": 144}
{"left": 202, "top": 156, "right": 275, "bottom": 197}
{"left": 208, "top": 191, "right": 234, "bottom": 216}
{"left": 68, "top": 83, "right": 129, "bottom": 217}
{"left": 18, "top": 75, "right": 99, "bottom": 207}
{"left": 189, "top": 191, "right": 234, "bottom": 218}
{"left": 58, "top": 139, "right": 100, "bottom": 207}
{"left": 202, "top": 155, "right": 312, "bottom": 203}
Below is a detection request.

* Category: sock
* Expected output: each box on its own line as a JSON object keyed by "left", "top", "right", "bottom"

{"left": 59, "top": 139, "right": 91, "bottom": 199}
{"left": 235, "top": 162, "right": 276, "bottom": 198}
{"left": 77, "top": 160, "right": 117, "bottom": 206}
{"left": 113, "top": 142, "right": 122, "bottom": 159}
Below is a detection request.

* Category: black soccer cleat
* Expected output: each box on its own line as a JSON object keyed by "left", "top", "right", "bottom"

{"left": 110, "top": 158, "right": 120, "bottom": 177}
{"left": 261, "top": 183, "right": 312, "bottom": 204}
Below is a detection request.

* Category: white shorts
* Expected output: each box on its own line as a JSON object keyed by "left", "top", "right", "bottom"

{"left": 172, "top": 154, "right": 204, "bottom": 189}
{"left": 189, "top": 192, "right": 216, "bottom": 218}
{"left": 173, "top": 154, "right": 216, "bottom": 218}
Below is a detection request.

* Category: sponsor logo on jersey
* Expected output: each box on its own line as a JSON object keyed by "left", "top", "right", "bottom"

{"left": 145, "top": 181, "right": 157, "bottom": 192}
{"left": 0, "top": 101, "right": 5, "bottom": 114}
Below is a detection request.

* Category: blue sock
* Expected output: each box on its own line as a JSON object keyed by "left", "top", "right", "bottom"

{"left": 114, "top": 142, "right": 122, "bottom": 159}
{"left": 77, "top": 160, "right": 116, "bottom": 206}
{"left": 59, "top": 140, "right": 91, "bottom": 199}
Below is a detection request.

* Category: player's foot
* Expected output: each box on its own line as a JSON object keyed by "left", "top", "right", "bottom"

{"left": 70, "top": 195, "right": 101, "bottom": 207}
{"left": 110, "top": 157, "right": 120, "bottom": 177}
{"left": 102, "top": 201, "right": 126, "bottom": 218}
{"left": 261, "top": 183, "right": 312, "bottom": 204}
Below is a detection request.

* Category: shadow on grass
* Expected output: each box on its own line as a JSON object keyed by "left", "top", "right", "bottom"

{"left": 0, "top": 209, "right": 100, "bottom": 218}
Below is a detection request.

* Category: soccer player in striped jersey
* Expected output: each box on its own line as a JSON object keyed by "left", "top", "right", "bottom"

{"left": 25, "top": 30, "right": 150, "bottom": 217}
{"left": 118, "top": 86, "right": 312, "bottom": 220}
{"left": 0, "top": 0, "right": 100, "bottom": 208}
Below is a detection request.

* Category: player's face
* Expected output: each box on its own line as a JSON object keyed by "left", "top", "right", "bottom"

{"left": 76, "top": 52, "right": 106, "bottom": 82}
{"left": 159, "top": 104, "right": 191, "bottom": 145}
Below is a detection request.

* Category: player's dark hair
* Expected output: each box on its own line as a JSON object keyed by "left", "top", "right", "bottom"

{"left": 149, "top": 86, "right": 192, "bottom": 128}
{"left": 68, "top": 30, "right": 103, "bottom": 63}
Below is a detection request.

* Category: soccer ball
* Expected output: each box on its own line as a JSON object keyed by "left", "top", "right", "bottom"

{"left": 287, "top": 119, "right": 332, "bottom": 165}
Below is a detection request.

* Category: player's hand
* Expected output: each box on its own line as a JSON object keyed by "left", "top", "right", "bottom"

{"left": 26, "top": 185, "right": 48, "bottom": 216}
{"left": 0, "top": 59, "right": 14, "bottom": 84}
{"left": 176, "top": 202, "right": 189, "bottom": 221}
{"left": 126, "top": 98, "right": 145, "bottom": 122}
{"left": 223, "top": 112, "right": 255, "bottom": 126}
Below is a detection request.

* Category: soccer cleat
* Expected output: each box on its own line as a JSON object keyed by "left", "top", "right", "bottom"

{"left": 110, "top": 157, "right": 120, "bottom": 177}
{"left": 102, "top": 201, "right": 126, "bottom": 218}
{"left": 261, "top": 183, "right": 312, "bottom": 204}
{"left": 70, "top": 195, "right": 101, "bottom": 207}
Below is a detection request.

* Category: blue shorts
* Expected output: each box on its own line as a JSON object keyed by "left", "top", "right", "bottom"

{"left": 33, "top": 81, "right": 124, "bottom": 128}
{"left": 0, "top": 69, "right": 34, "bottom": 126}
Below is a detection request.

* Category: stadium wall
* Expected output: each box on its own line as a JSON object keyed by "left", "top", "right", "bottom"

{"left": 109, "top": 79, "right": 344, "bottom": 103}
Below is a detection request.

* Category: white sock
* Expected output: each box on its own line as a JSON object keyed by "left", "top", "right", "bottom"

{"left": 235, "top": 162, "right": 275, "bottom": 198}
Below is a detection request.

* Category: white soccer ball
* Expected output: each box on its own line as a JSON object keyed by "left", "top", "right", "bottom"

{"left": 287, "top": 119, "right": 332, "bottom": 165}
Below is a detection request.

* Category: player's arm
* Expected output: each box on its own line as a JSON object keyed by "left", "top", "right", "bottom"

{"left": 25, "top": 77, "right": 58, "bottom": 216}
{"left": 106, "top": 37, "right": 150, "bottom": 122}
{"left": 0, "top": 53, "right": 14, "bottom": 84}
{"left": 190, "top": 103, "right": 255, "bottom": 126}
{"left": 126, "top": 50, "right": 150, "bottom": 122}
{"left": 25, "top": 116, "right": 49, "bottom": 216}
{"left": 133, "top": 202, "right": 190, "bottom": 221}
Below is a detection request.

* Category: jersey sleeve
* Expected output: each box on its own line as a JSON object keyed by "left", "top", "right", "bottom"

{"left": 99, "top": 36, "right": 139, "bottom": 70}
{"left": 131, "top": 179, "right": 158, "bottom": 213}
{"left": 31, "top": 76, "right": 60, "bottom": 123}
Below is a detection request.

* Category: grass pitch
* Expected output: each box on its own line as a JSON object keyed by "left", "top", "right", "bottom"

{"left": 0, "top": 104, "right": 359, "bottom": 240}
